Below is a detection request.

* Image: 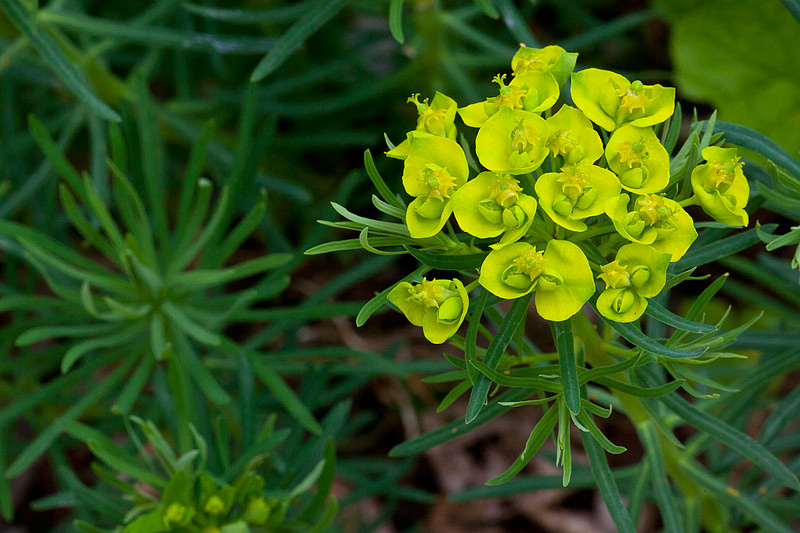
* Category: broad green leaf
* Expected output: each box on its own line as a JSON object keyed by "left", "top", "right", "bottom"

{"left": 664, "top": 0, "right": 800, "bottom": 155}
{"left": 251, "top": 0, "right": 349, "bottom": 81}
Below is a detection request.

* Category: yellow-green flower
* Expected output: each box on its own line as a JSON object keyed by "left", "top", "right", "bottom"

{"left": 401, "top": 133, "right": 469, "bottom": 238}
{"left": 451, "top": 171, "right": 537, "bottom": 249}
{"left": 606, "top": 193, "right": 697, "bottom": 261}
{"left": 387, "top": 92, "right": 458, "bottom": 159}
{"left": 479, "top": 240, "right": 595, "bottom": 321}
{"left": 596, "top": 244, "right": 670, "bottom": 322}
{"left": 388, "top": 278, "right": 469, "bottom": 344}
{"left": 545, "top": 105, "right": 604, "bottom": 166}
{"left": 571, "top": 68, "right": 675, "bottom": 131}
{"left": 476, "top": 107, "right": 550, "bottom": 174}
{"left": 459, "top": 72, "right": 559, "bottom": 128}
{"left": 535, "top": 165, "right": 621, "bottom": 232}
{"left": 690, "top": 146, "right": 749, "bottom": 227}
{"left": 511, "top": 44, "right": 578, "bottom": 88}
{"left": 605, "top": 125, "right": 670, "bottom": 194}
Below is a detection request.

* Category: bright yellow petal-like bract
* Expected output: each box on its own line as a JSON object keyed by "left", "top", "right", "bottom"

{"left": 690, "top": 146, "right": 749, "bottom": 227}
{"left": 478, "top": 240, "right": 594, "bottom": 321}
{"left": 596, "top": 244, "right": 670, "bottom": 322}
{"left": 511, "top": 44, "right": 578, "bottom": 88}
{"left": 571, "top": 68, "right": 675, "bottom": 132}
{"left": 401, "top": 133, "right": 468, "bottom": 238}
{"left": 476, "top": 108, "right": 550, "bottom": 174}
{"left": 605, "top": 125, "right": 670, "bottom": 194}
{"left": 388, "top": 278, "right": 469, "bottom": 344}
{"left": 459, "top": 72, "right": 559, "bottom": 128}
{"left": 545, "top": 105, "right": 604, "bottom": 166}
{"left": 606, "top": 193, "right": 697, "bottom": 262}
{"left": 387, "top": 92, "right": 458, "bottom": 159}
{"left": 536, "top": 165, "right": 621, "bottom": 232}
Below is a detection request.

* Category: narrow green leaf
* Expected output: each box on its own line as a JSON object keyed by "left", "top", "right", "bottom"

{"left": 639, "top": 367, "right": 800, "bottom": 491}
{"left": 465, "top": 289, "right": 488, "bottom": 384}
{"left": 389, "top": 0, "right": 405, "bottom": 44}
{"left": 251, "top": 0, "right": 350, "bottom": 81}
{"left": 0, "top": 0, "right": 120, "bottom": 121}
{"left": 437, "top": 380, "right": 471, "bottom": 413}
{"left": 112, "top": 352, "right": 155, "bottom": 414}
{"left": 183, "top": 3, "right": 312, "bottom": 24}
{"left": 248, "top": 354, "right": 323, "bottom": 435}
{"left": 389, "top": 388, "right": 531, "bottom": 457}
{"left": 638, "top": 421, "right": 683, "bottom": 532}
{"left": 0, "top": 428, "right": 12, "bottom": 521}
{"left": 299, "top": 440, "right": 336, "bottom": 522}
{"left": 578, "top": 410, "right": 626, "bottom": 454}
{"left": 61, "top": 326, "right": 145, "bottom": 374}
{"left": 595, "top": 305, "right": 706, "bottom": 359}
{"left": 466, "top": 292, "right": 532, "bottom": 423}
{"left": 486, "top": 404, "right": 558, "bottom": 485}
{"left": 552, "top": 320, "right": 580, "bottom": 414}
{"left": 579, "top": 353, "right": 642, "bottom": 384}
{"left": 494, "top": 0, "right": 537, "bottom": 45}
{"left": 5, "top": 354, "right": 135, "bottom": 478}
{"left": 662, "top": 101, "right": 682, "bottom": 153}
{"left": 473, "top": 0, "right": 499, "bottom": 19}
{"left": 680, "top": 459, "right": 795, "bottom": 533}
{"left": 581, "top": 431, "right": 637, "bottom": 533}
{"left": 645, "top": 299, "right": 716, "bottom": 334}
{"left": 594, "top": 376, "right": 684, "bottom": 398}
{"left": 673, "top": 225, "right": 776, "bottom": 271}
{"left": 405, "top": 246, "right": 487, "bottom": 271}
{"left": 558, "top": 10, "right": 656, "bottom": 52}
{"left": 171, "top": 332, "right": 230, "bottom": 405}
{"left": 365, "top": 149, "right": 405, "bottom": 210}
{"left": 470, "top": 360, "right": 562, "bottom": 392}
{"left": 27, "top": 114, "right": 83, "bottom": 194}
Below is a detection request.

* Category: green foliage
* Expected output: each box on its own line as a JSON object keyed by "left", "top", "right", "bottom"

{"left": 660, "top": 0, "right": 800, "bottom": 155}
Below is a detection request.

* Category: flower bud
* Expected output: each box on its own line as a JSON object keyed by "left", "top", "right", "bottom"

{"left": 565, "top": 145, "right": 585, "bottom": 165}
{"left": 415, "top": 197, "right": 445, "bottom": 219}
{"left": 631, "top": 80, "right": 644, "bottom": 92}
{"left": 164, "top": 503, "right": 188, "bottom": 527}
{"left": 502, "top": 205, "right": 526, "bottom": 228}
{"left": 478, "top": 200, "right": 503, "bottom": 224}
{"left": 620, "top": 168, "right": 645, "bottom": 189}
{"left": 243, "top": 497, "right": 271, "bottom": 526}
{"left": 622, "top": 212, "right": 646, "bottom": 238}
{"left": 553, "top": 194, "right": 574, "bottom": 217}
{"left": 629, "top": 265, "right": 650, "bottom": 288}
{"left": 575, "top": 187, "right": 597, "bottom": 210}
{"left": 613, "top": 289, "right": 636, "bottom": 313}
{"left": 204, "top": 495, "right": 225, "bottom": 515}
{"left": 437, "top": 297, "right": 464, "bottom": 323}
{"left": 537, "top": 268, "right": 563, "bottom": 291}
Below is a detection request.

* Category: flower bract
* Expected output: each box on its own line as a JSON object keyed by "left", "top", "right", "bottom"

{"left": 596, "top": 244, "right": 670, "bottom": 322}
{"left": 571, "top": 68, "right": 675, "bottom": 131}
{"left": 545, "top": 104, "right": 604, "bottom": 166}
{"left": 536, "top": 165, "right": 621, "bottom": 232}
{"left": 690, "top": 146, "right": 749, "bottom": 226}
{"left": 388, "top": 278, "right": 469, "bottom": 344}
{"left": 511, "top": 44, "right": 578, "bottom": 88}
{"left": 605, "top": 125, "right": 670, "bottom": 194}
{"left": 479, "top": 240, "right": 595, "bottom": 321}
{"left": 387, "top": 91, "right": 458, "bottom": 159}
{"left": 476, "top": 108, "right": 550, "bottom": 174}
{"left": 459, "top": 72, "right": 559, "bottom": 127}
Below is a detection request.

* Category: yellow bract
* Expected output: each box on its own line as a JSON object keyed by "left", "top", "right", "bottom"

{"left": 388, "top": 278, "right": 469, "bottom": 344}
{"left": 605, "top": 125, "right": 670, "bottom": 194}
{"left": 690, "top": 146, "right": 749, "bottom": 227}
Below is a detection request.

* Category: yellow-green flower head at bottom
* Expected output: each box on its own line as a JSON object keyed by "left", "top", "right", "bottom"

{"left": 606, "top": 193, "right": 697, "bottom": 262}
{"left": 451, "top": 171, "right": 538, "bottom": 249}
{"left": 605, "top": 125, "right": 670, "bottom": 194}
{"left": 545, "top": 105, "right": 604, "bottom": 166}
{"left": 535, "top": 165, "right": 621, "bottom": 232}
{"left": 459, "top": 72, "right": 559, "bottom": 128}
{"left": 570, "top": 68, "right": 675, "bottom": 132}
{"left": 511, "top": 44, "right": 578, "bottom": 88}
{"left": 476, "top": 107, "right": 550, "bottom": 175}
{"left": 690, "top": 146, "right": 749, "bottom": 227}
{"left": 401, "top": 133, "right": 469, "bottom": 238}
{"left": 596, "top": 243, "right": 670, "bottom": 322}
{"left": 479, "top": 240, "right": 595, "bottom": 321}
{"left": 386, "top": 92, "right": 458, "bottom": 159}
{"left": 388, "top": 278, "right": 469, "bottom": 344}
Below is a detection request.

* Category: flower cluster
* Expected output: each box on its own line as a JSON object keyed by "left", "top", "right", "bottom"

{"left": 377, "top": 45, "right": 750, "bottom": 341}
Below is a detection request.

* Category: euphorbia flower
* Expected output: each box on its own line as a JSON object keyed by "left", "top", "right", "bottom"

{"left": 479, "top": 240, "right": 595, "bottom": 321}
{"left": 690, "top": 146, "right": 749, "bottom": 227}
{"left": 476, "top": 108, "right": 550, "bottom": 174}
{"left": 571, "top": 68, "right": 675, "bottom": 131}
{"left": 511, "top": 44, "right": 578, "bottom": 88}
{"left": 535, "top": 165, "right": 621, "bottom": 232}
{"left": 596, "top": 244, "right": 670, "bottom": 323}
{"left": 401, "top": 134, "right": 469, "bottom": 238}
{"left": 387, "top": 92, "right": 458, "bottom": 159}
{"left": 451, "top": 171, "right": 537, "bottom": 249}
{"left": 605, "top": 125, "right": 670, "bottom": 194}
{"left": 387, "top": 278, "right": 469, "bottom": 344}
{"left": 606, "top": 193, "right": 697, "bottom": 261}
{"left": 545, "top": 105, "right": 604, "bottom": 166}
{"left": 459, "top": 72, "right": 559, "bottom": 127}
